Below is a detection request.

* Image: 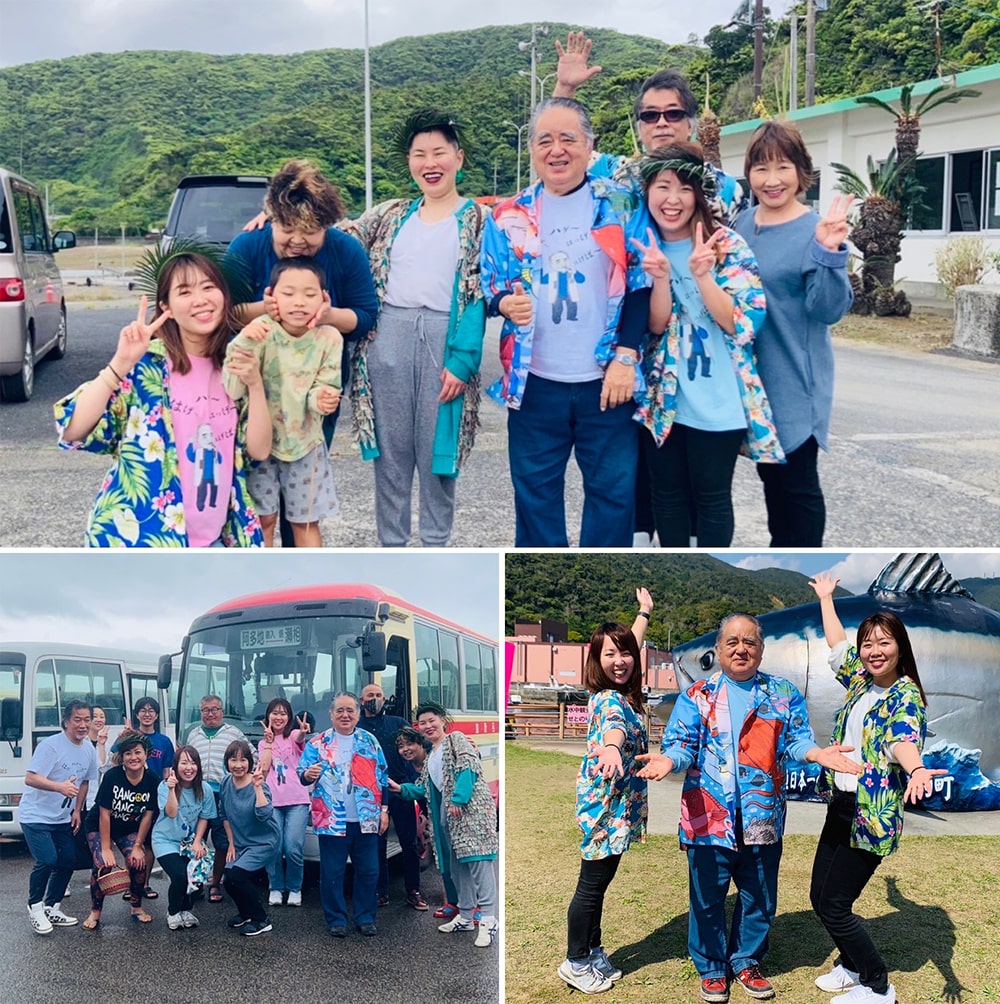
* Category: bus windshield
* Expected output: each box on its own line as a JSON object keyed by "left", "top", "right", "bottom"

{"left": 176, "top": 613, "right": 375, "bottom": 741}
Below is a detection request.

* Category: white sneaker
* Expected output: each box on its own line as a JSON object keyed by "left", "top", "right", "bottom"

{"left": 167, "top": 912, "right": 185, "bottom": 930}
{"left": 831, "top": 985, "right": 896, "bottom": 1004}
{"left": 590, "top": 946, "right": 623, "bottom": 982}
{"left": 816, "top": 965, "right": 861, "bottom": 992}
{"left": 632, "top": 531, "right": 652, "bottom": 548}
{"left": 44, "top": 903, "right": 78, "bottom": 926}
{"left": 474, "top": 920, "right": 498, "bottom": 948}
{"left": 438, "top": 915, "right": 476, "bottom": 933}
{"left": 28, "top": 902, "right": 53, "bottom": 935}
{"left": 557, "top": 960, "right": 613, "bottom": 994}
{"left": 286, "top": 891, "right": 302, "bottom": 907}
{"left": 268, "top": 890, "right": 283, "bottom": 906}
{"left": 180, "top": 910, "right": 199, "bottom": 928}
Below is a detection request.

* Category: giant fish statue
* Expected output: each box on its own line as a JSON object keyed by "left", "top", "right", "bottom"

{"left": 661, "top": 553, "right": 1000, "bottom": 811}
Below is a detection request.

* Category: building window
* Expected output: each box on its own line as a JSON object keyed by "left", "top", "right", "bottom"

{"left": 909, "top": 156, "right": 946, "bottom": 231}
{"left": 987, "top": 149, "right": 1000, "bottom": 231}
{"left": 950, "top": 150, "right": 984, "bottom": 232}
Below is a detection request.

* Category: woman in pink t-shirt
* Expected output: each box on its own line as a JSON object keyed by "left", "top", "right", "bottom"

{"left": 257, "top": 698, "right": 312, "bottom": 906}
{"left": 55, "top": 252, "right": 271, "bottom": 547}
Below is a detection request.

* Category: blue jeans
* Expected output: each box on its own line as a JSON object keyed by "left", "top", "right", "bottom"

{"left": 267, "top": 802, "right": 310, "bottom": 893}
{"left": 687, "top": 839, "right": 783, "bottom": 979}
{"left": 22, "top": 822, "right": 76, "bottom": 907}
{"left": 378, "top": 796, "right": 420, "bottom": 899}
{"left": 507, "top": 374, "right": 637, "bottom": 547}
{"left": 318, "top": 824, "right": 379, "bottom": 929}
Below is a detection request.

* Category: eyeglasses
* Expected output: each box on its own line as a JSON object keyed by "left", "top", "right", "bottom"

{"left": 637, "top": 109, "right": 690, "bottom": 124}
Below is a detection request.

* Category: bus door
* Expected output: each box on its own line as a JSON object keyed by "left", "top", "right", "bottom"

{"left": 382, "top": 635, "right": 412, "bottom": 721}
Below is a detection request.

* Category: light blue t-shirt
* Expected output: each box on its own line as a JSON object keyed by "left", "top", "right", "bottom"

{"left": 151, "top": 782, "right": 218, "bottom": 858}
{"left": 663, "top": 237, "right": 744, "bottom": 432}
{"left": 19, "top": 731, "right": 99, "bottom": 826}
{"left": 530, "top": 184, "right": 609, "bottom": 383}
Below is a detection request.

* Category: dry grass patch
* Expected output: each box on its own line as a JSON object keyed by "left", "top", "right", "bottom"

{"left": 505, "top": 744, "right": 1000, "bottom": 1004}
{"left": 56, "top": 241, "right": 151, "bottom": 271}
{"left": 832, "top": 310, "right": 954, "bottom": 352}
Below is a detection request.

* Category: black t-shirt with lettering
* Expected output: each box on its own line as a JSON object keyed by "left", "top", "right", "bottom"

{"left": 85, "top": 766, "right": 159, "bottom": 840}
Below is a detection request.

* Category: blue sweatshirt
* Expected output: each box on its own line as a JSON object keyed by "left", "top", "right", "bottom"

{"left": 732, "top": 208, "right": 852, "bottom": 454}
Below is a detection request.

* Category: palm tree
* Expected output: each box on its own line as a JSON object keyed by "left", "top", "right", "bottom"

{"left": 832, "top": 151, "right": 917, "bottom": 316}
{"left": 855, "top": 83, "right": 980, "bottom": 214}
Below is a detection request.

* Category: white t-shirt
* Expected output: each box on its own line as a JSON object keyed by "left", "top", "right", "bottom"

{"left": 20, "top": 731, "right": 99, "bottom": 825}
{"left": 529, "top": 184, "right": 609, "bottom": 383}
{"left": 383, "top": 211, "right": 459, "bottom": 313}
{"left": 427, "top": 742, "right": 445, "bottom": 793}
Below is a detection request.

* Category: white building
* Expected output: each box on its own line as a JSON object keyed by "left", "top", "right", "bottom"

{"left": 719, "top": 62, "right": 1000, "bottom": 298}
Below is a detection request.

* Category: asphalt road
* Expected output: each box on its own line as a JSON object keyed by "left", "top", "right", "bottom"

{"left": 1, "top": 302, "right": 998, "bottom": 548}
{"left": 0, "top": 838, "right": 499, "bottom": 1004}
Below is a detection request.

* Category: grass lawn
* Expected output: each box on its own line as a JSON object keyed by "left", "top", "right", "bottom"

{"left": 831, "top": 311, "right": 954, "bottom": 352}
{"left": 505, "top": 744, "right": 1000, "bottom": 1004}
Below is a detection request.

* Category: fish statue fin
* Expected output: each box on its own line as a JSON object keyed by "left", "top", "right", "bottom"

{"left": 868, "top": 553, "right": 975, "bottom": 600}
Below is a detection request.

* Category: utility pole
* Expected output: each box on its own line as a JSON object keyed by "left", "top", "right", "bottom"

{"left": 789, "top": 14, "right": 799, "bottom": 111}
{"left": 805, "top": 0, "right": 817, "bottom": 107}
{"left": 753, "top": 0, "right": 765, "bottom": 100}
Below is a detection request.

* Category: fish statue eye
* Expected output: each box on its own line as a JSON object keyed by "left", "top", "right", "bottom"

{"left": 700, "top": 651, "right": 715, "bottom": 671}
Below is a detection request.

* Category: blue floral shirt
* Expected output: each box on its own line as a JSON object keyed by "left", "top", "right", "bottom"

{"left": 817, "top": 645, "right": 926, "bottom": 856}
{"left": 54, "top": 342, "right": 263, "bottom": 547}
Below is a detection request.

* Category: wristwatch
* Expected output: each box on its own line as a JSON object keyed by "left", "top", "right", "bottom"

{"left": 613, "top": 353, "right": 637, "bottom": 366}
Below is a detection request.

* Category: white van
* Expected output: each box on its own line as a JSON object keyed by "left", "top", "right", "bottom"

{"left": 0, "top": 167, "right": 76, "bottom": 402}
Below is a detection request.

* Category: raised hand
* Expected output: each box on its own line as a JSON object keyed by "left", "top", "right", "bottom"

{"left": 501, "top": 281, "right": 533, "bottom": 328}
{"left": 689, "top": 222, "right": 724, "bottom": 278}
{"left": 630, "top": 228, "right": 670, "bottom": 282}
{"left": 554, "top": 31, "right": 602, "bottom": 93}
{"left": 260, "top": 719, "right": 274, "bottom": 745}
{"left": 164, "top": 767, "right": 177, "bottom": 791}
{"left": 296, "top": 713, "right": 311, "bottom": 735}
{"left": 251, "top": 767, "right": 265, "bottom": 789}
{"left": 808, "top": 571, "right": 840, "bottom": 600}
{"left": 97, "top": 725, "right": 109, "bottom": 745}
{"left": 815, "top": 194, "right": 855, "bottom": 251}
{"left": 636, "top": 587, "right": 653, "bottom": 615}
{"left": 112, "top": 296, "right": 171, "bottom": 373}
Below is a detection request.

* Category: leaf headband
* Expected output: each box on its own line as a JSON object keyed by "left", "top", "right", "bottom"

{"left": 639, "top": 154, "right": 719, "bottom": 199}
{"left": 390, "top": 108, "right": 465, "bottom": 172}
{"left": 132, "top": 236, "right": 255, "bottom": 306}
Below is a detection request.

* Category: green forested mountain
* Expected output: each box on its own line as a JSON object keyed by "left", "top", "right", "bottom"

{"left": 3, "top": 9, "right": 997, "bottom": 232}
{"left": 505, "top": 554, "right": 852, "bottom": 645}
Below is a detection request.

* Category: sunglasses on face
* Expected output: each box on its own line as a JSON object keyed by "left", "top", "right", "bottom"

{"left": 637, "top": 109, "right": 690, "bottom": 124}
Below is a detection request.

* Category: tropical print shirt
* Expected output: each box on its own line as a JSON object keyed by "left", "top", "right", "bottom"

{"left": 297, "top": 727, "right": 388, "bottom": 837}
{"left": 590, "top": 152, "right": 748, "bottom": 226}
{"left": 632, "top": 226, "right": 784, "bottom": 463}
{"left": 816, "top": 645, "right": 927, "bottom": 857}
{"left": 576, "top": 690, "right": 648, "bottom": 860}
{"left": 54, "top": 342, "right": 263, "bottom": 547}
{"left": 660, "top": 670, "right": 817, "bottom": 849}
{"left": 339, "top": 198, "right": 486, "bottom": 472}
{"left": 480, "top": 174, "right": 638, "bottom": 409}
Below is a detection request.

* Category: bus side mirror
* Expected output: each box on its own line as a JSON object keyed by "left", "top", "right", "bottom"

{"left": 158, "top": 653, "right": 176, "bottom": 689}
{"left": 362, "top": 631, "right": 386, "bottom": 673}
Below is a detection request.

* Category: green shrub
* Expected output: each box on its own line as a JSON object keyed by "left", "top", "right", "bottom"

{"left": 934, "top": 235, "right": 1000, "bottom": 298}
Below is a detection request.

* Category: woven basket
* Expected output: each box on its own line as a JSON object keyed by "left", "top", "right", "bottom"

{"left": 96, "top": 865, "right": 130, "bottom": 897}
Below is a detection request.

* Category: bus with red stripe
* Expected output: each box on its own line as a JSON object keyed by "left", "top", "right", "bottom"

{"left": 157, "top": 583, "right": 499, "bottom": 857}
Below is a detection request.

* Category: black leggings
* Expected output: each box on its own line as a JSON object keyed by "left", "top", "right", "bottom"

{"left": 757, "top": 436, "right": 825, "bottom": 546}
{"left": 810, "top": 793, "right": 888, "bottom": 994}
{"left": 158, "top": 852, "right": 194, "bottom": 916}
{"left": 224, "top": 865, "right": 267, "bottom": 923}
{"left": 646, "top": 424, "right": 744, "bottom": 547}
{"left": 566, "top": 854, "right": 622, "bottom": 962}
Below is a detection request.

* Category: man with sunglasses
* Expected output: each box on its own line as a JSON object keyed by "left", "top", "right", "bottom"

{"left": 552, "top": 32, "right": 747, "bottom": 225}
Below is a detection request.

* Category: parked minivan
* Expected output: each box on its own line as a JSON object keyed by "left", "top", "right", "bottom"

{"left": 0, "top": 167, "right": 76, "bottom": 402}
{"left": 161, "top": 174, "right": 269, "bottom": 252}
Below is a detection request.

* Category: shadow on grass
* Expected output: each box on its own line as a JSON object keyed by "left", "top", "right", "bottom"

{"left": 769, "top": 877, "right": 968, "bottom": 1002}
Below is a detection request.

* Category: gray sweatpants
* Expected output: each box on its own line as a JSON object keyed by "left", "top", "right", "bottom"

{"left": 437, "top": 792, "right": 497, "bottom": 921}
{"left": 368, "top": 304, "right": 456, "bottom": 546}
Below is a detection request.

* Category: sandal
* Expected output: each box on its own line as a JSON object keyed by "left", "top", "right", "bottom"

{"left": 131, "top": 910, "right": 153, "bottom": 923}
{"left": 208, "top": 884, "right": 223, "bottom": 903}
{"left": 82, "top": 915, "right": 100, "bottom": 930}
{"left": 143, "top": 885, "right": 158, "bottom": 899}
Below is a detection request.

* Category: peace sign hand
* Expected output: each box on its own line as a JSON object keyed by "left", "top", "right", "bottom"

{"left": 260, "top": 720, "right": 274, "bottom": 744}
{"left": 629, "top": 228, "right": 670, "bottom": 282}
{"left": 112, "top": 296, "right": 171, "bottom": 373}
{"left": 296, "top": 713, "right": 311, "bottom": 735}
{"left": 689, "top": 222, "right": 724, "bottom": 279}
{"left": 816, "top": 194, "right": 855, "bottom": 251}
